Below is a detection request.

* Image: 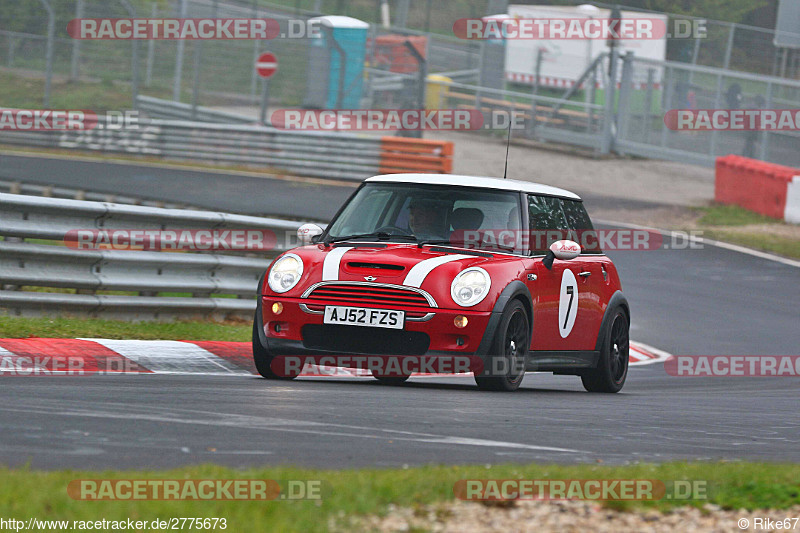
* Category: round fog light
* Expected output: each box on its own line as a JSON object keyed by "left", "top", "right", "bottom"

{"left": 271, "top": 302, "right": 283, "bottom": 315}
{"left": 454, "top": 315, "right": 468, "bottom": 328}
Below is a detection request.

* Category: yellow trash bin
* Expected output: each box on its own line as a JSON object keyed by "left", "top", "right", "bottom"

{"left": 426, "top": 74, "right": 452, "bottom": 110}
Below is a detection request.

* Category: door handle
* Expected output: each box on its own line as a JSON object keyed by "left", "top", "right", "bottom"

{"left": 578, "top": 271, "right": 591, "bottom": 278}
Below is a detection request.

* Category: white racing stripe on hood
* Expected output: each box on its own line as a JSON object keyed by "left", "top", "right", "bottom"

{"left": 322, "top": 246, "right": 354, "bottom": 281}
{"left": 403, "top": 254, "right": 472, "bottom": 288}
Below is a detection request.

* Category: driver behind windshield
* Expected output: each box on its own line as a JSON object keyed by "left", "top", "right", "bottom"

{"left": 407, "top": 198, "right": 448, "bottom": 241}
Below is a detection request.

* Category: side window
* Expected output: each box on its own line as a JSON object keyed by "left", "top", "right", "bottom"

{"left": 528, "top": 195, "right": 569, "bottom": 254}
{"left": 561, "top": 199, "right": 602, "bottom": 254}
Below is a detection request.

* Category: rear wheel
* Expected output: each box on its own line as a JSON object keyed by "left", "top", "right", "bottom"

{"left": 475, "top": 300, "right": 529, "bottom": 392}
{"left": 581, "top": 309, "right": 629, "bottom": 393}
{"left": 252, "top": 316, "right": 297, "bottom": 380}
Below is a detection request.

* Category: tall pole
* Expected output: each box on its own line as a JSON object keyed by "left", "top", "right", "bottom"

{"left": 173, "top": 0, "right": 188, "bottom": 101}
{"left": 119, "top": 0, "right": 139, "bottom": 106}
{"left": 145, "top": 2, "right": 157, "bottom": 87}
{"left": 39, "top": 0, "right": 55, "bottom": 108}
{"left": 70, "top": 0, "right": 84, "bottom": 81}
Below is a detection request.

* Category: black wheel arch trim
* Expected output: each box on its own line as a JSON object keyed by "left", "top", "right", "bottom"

{"left": 594, "top": 290, "right": 630, "bottom": 352}
{"left": 475, "top": 280, "right": 533, "bottom": 357}
{"left": 254, "top": 269, "right": 269, "bottom": 350}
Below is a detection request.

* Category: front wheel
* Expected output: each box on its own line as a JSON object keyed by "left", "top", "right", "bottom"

{"left": 581, "top": 309, "right": 629, "bottom": 393}
{"left": 475, "top": 300, "right": 529, "bottom": 392}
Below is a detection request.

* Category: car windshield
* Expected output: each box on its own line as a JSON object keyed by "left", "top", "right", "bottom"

{"left": 325, "top": 183, "right": 523, "bottom": 254}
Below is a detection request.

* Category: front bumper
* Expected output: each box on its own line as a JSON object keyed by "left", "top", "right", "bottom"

{"left": 259, "top": 296, "right": 495, "bottom": 357}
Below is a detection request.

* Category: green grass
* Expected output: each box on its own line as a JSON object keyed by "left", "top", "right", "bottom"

{"left": 696, "top": 204, "right": 780, "bottom": 226}
{"left": 0, "top": 462, "right": 798, "bottom": 532}
{"left": 0, "top": 316, "right": 251, "bottom": 341}
{"left": 0, "top": 72, "right": 137, "bottom": 113}
{"left": 702, "top": 229, "right": 800, "bottom": 259}
{"left": 692, "top": 204, "right": 800, "bottom": 259}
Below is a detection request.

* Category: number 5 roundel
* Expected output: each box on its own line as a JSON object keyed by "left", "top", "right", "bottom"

{"left": 558, "top": 269, "right": 578, "bottom": 338}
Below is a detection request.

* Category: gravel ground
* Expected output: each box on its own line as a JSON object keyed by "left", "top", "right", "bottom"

{"left": 436, "top": 131, "right": 716, "bottom": 209}
{"left": 336, "top": 500, "right": 800, "bottom": 532}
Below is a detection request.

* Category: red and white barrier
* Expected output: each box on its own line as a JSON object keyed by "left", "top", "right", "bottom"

{"left": 0, "top": 338, "right": 666, "bottom": 376}
{"left": 715, "top": 155, "right": 800, "bottom": 223}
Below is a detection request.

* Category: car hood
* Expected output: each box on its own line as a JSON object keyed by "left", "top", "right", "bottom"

{"left": 291, "top": 243, "right": 503, "bottom": 292}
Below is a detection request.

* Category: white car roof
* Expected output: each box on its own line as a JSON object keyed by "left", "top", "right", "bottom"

{"left": 365, "top": 174, "right": 581, "bottom": 201}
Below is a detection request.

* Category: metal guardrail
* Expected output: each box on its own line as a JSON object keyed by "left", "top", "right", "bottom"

{"left": 0, "top": 193, "right": 305, "bottom": 320}
{"left": 0, "top": 179, "right": 192, "bottom": 210}
{"left": 0, "top": 117, "right": 454, "bottom": 181}
{"left": 136, "top": 96, "right": 256, "bottom": 125}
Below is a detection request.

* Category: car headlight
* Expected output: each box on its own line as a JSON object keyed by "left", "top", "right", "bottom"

{"left": 450, "top": 267, "right": 491, "bottom": 307}
{"left": 267, "top": 253, "right": 304, "bottom": 293}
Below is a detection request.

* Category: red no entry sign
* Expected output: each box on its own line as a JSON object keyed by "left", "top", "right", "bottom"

{"left": 256, "top": 52, "right": 278, "bottom": 79}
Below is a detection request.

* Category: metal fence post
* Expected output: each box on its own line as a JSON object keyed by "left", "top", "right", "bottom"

{"left": 119, "top": 0, "right": 139, "bottom": 106}
{"left": 402, "top": 39, "right": 427, "bottom": 139}
{"left": 395, "top": 0, "right": 410, "bottom": 28}
{"left": 599, "top": 48, "right": 619, "bottom": 154}
{"left": 6, "top": 33, "right": 15, "bottom": 67}
{"left": 173, "top": 0, "right": 188, "bottom": 101}
{"left": 616, "top": 51, "right": 635, "bottom": 145}
{"left": 38, "top": 0, "right": 55, "bottom": 108}
{"left": 642, "top": 68, "right": 655, "bottom": 142}
{"left": 145, "top": 2, "right": 157, "bottom": 88}
{"left": 70, "top": 0, "right": 84, "bottom": 81}
{"left": 758, "top": 82, "right": 773, "bottom": 161}
{"left": 191, "top": 42, "right": 203, "bottom": 119}
{"left": 723, "top": 23, "right": 735, "bottom": 70}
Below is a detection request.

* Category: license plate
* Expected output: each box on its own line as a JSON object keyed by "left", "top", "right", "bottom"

{"left": 323, "top": 306, "right": 404, "bottom": 330}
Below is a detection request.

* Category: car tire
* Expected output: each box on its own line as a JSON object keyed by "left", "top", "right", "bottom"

{"left": 252, "top": 316, "right": 297, "bottom": 380}
{"left": 372, "top": 374, "right": 410, "bottom": 385}
{"left": 475, "top": 300, "right": 529, "bottom": 392}
{"left": 581, "top": 308, "right": 629, "bottom": 393}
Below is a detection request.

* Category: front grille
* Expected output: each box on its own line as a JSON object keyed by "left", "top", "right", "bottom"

{"left": 301, "top": 325, "right": 430, "bottom": 355}
{"left": 304, "top": 283, "right": 433, "bottom": 308}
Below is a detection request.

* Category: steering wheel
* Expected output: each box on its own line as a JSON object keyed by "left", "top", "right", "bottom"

{"left": 374, "top": 225, "right": 411, "bottom": 236}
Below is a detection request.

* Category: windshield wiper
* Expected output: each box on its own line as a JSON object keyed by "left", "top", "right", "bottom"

{"left": 324, "top": 232, "right": 417, "bottom": 245}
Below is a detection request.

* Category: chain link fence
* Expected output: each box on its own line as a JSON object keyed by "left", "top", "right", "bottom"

{"left": 1, "top": 0, "right": 800, "bottom": 169}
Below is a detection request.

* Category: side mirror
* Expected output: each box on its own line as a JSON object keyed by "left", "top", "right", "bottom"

{"left": 542, "top": 240, "right": 581, "bottom": 270}
{"left": 297, "top": 223, "right": 323, "bottom": 245}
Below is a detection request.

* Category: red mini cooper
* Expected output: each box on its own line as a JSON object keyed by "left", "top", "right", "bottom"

{"left": 253, "top": 174, "right": 630, "bottom": 392}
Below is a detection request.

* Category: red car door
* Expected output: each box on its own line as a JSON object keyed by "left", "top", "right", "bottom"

{"left": 525, "top": 194, "right": 598, "bottom": 351}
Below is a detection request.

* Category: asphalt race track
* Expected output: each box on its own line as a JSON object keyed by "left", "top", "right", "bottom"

{"left": 1, "top": 157, "right": 799, "bottom": 469}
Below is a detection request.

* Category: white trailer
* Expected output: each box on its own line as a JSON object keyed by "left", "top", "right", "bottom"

{"left": 504, "top": 4, "right": 667, "bottom": 89}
